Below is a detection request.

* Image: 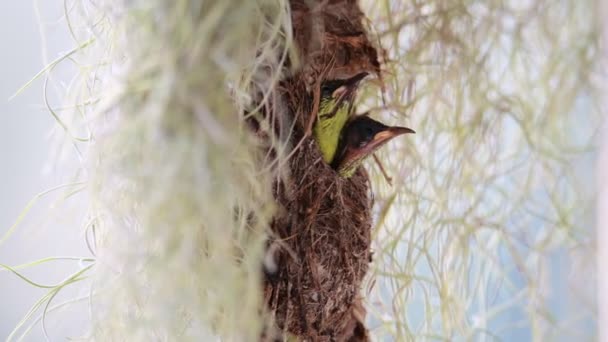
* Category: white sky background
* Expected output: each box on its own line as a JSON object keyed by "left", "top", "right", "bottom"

{"left": 598, "top": 1, "right": 608, "bottom": 341}
{"left": 361, "top": 0, "right": 599, "bottom": 340}
{"left": 0, "top": 2, "right": 90, "bottom": 340}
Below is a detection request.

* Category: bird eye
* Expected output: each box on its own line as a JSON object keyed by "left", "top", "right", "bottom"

{"left": 356, "top": 127, "right": 374, "bottom": 147}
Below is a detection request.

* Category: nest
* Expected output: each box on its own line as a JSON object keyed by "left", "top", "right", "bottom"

{"left": 264, "top": 131, "right": 373, "bottom": 341}
{"left": 259, "top": 1, "right": 381, "bottom": 340}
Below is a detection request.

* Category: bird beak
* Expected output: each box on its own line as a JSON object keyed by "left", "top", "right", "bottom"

{"left": 367, "top": 125, "right": 414, "bottom": 150}
{"left": 332, "top": 72, "right": 369, "bottom": 101}
{"left": 376, "top": 126, "right": 416, "bottom": 141}
{"left": 350, "top": 126, "right": 415, "bottom": 162}
{"left": 344, "top": 72, "right": 370, "bottom": 87}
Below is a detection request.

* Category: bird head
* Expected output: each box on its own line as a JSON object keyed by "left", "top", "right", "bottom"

{"left": 320, "top": 72, "right": 369, "bottom": 106}
{"left": 331, "top": 114, "right": 415, "bottom": 178}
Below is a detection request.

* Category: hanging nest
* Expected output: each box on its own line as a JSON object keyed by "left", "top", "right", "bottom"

{"left": 257, "top": 0, "right": 382, "bottom": 340}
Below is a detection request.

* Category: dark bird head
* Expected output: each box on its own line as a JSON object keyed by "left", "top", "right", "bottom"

{"left": 320, "top": 72, "right": 369, "bottom": 104}
{"left": 331, "top": 115, "right": 415, "bottom": 178}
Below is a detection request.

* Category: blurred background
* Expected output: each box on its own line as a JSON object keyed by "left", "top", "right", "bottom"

{"left": 0, "top": 2, "right": 89, "bottom": 339}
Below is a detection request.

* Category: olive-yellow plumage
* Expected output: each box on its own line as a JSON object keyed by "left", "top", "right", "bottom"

{"left": 312, "top": 72, "right": 368, "bottom": 164}
{"left": 314, "top": 96, "right": 351, "bottom": 164}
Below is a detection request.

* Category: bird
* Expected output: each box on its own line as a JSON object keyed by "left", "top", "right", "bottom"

{"left": 313, "top": 72, "right": 368, "bottom": 164}
{"left": 331, "top": 114, "right": 415, "bottom": 178}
